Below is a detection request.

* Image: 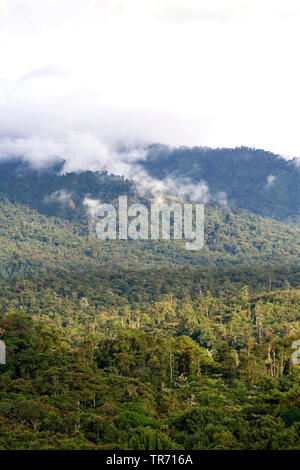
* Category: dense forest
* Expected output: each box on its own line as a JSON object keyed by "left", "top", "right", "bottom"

{"left": 1, "top": 278, "right": 300, "bottom": 449}
{"left": 141, "top": 146, "right": 300, "bottom": 225}
{"left": 0, "top": 148, "right": 299, "bottom": 450}
{"left": 0, "top": 196, "right": 299, "bottom": 279}
{"left": 0, "top": 146, "right": 299, "bottom": 226}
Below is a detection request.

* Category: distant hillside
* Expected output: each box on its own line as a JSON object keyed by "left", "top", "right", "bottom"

{"left": 1, "top": 266, "right": 299, "bottom": 328}
{"left": 0, "top": 146, "right": 299, "bottom": 227}
{"left": 0, "top": 197, "right": 298, "bottom": 279}
{"left": 0, "top": 159, "right": 133, "bottom": 222}
{"left": 0, "top": 150, "right": 299, "bottom": 452}
{"left": 140, "top": 146, "right": 300, "bottom": 225}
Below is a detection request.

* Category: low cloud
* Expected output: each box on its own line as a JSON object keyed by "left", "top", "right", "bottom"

{"left": 294, "top": 157, "right": 300, "bottom": 167}
{"left": 0, "top": 0, "right": 299, "bottom": 197}
{"left": 0, "top": 0, "right": 299, "bottom": 160}
{"left": 128, "top": 165, "right": 210, "bottom": 203}
{"left": 44, "top": 189, "right": 71, "bottom": 204}
{"left": 0, "top": 131, "right": 147, "bottom": 173}
{"left": 266, "top": 174, "right": 277, "bottom": 188}
{"left": 215, "top": 191, "right": 228, "bottom": 208}
{"left": 0, "top": 136, "right": 62, "bottom": 168}
{"left": 83, "top": 197, "right": 102, "bottom": 217}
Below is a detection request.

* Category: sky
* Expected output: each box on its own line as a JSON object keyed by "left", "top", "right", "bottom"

{"left": 0, "top": 0, "right": 300, "bottom": 173}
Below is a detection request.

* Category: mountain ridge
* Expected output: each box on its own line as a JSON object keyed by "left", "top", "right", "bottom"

{"left": 0, "top": 145, "right": 299, "bottom": 225}
{"left": 0, "top": 196, "right": 298, "bottom": 279}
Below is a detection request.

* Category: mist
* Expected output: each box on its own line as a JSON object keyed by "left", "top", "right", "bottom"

{"left": 1, "top": 0, "right": 300, "bottom": 183}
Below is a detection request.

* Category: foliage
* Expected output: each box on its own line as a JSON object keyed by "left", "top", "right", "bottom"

{"left": 1, "top": 283, "right": 300, "bottom": 449}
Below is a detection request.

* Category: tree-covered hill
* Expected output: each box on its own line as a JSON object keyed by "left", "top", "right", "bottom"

{"left": 1, "top": 287, "right": 300, "bottom": 449}
{"left": 0, "top": 265, "right": 299, "bottom": 332}
{"left": 0, "top": 159, "right": 133, "bottom": 222}
{"left": 0, "top": 146, "right": 299, "bottom": 227}
{"left": 0, "top": 150, "right": 299, "bottom": 451}
{"left": 0, "top": 197, "right": 299, "bottom": 279}
{"left": 140, "top": 146, "right": 300, "bottom": 225}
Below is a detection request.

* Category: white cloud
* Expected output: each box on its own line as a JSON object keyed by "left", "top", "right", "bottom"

{"left": 83, "top": 197, "right": 102, "bottom": 217}
{"left": 152, "top": 0, "right": 300, "bottom": 24}
{"left": 0, "top": 0, "right": 300, "bottom": 169}
{"left": 0, "top": 136, "right": 62, "bottom": 167}
{"left": 130, "top": 167, "right": 210, "bottom": 203}
{"left": 20, "top": 66, "right": 69, "bottom": 81}
{"left": 44, "top": 189, "right": 71, "bottom": 204}
{"left": 266, "top": 174, "right": 277, "bottom": 187}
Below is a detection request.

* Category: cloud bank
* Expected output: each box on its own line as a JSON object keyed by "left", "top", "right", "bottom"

{"left": 0, "top": 0, "right": 300, "bottom": 181}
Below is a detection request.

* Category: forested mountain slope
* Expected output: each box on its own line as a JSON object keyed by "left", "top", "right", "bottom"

{"left": 0, "top": 146, "right": 299, "bottom": 227}
{"left": 0, "top": 149, "right": 299, "bottom": 451}
{"left": 0, "top": 197, "right": 299, "bottom": 279}
{"left": 140, "top": 146, "right": 300, "bottom": 224}
{"left": 1, "top": 288, "right": 300, "bottom": 450}
{"left": 0, "top": 159, "right": 132, "bottom": 222}
{"left": 0, "top": 266, "right": 299, "bottom": 333}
